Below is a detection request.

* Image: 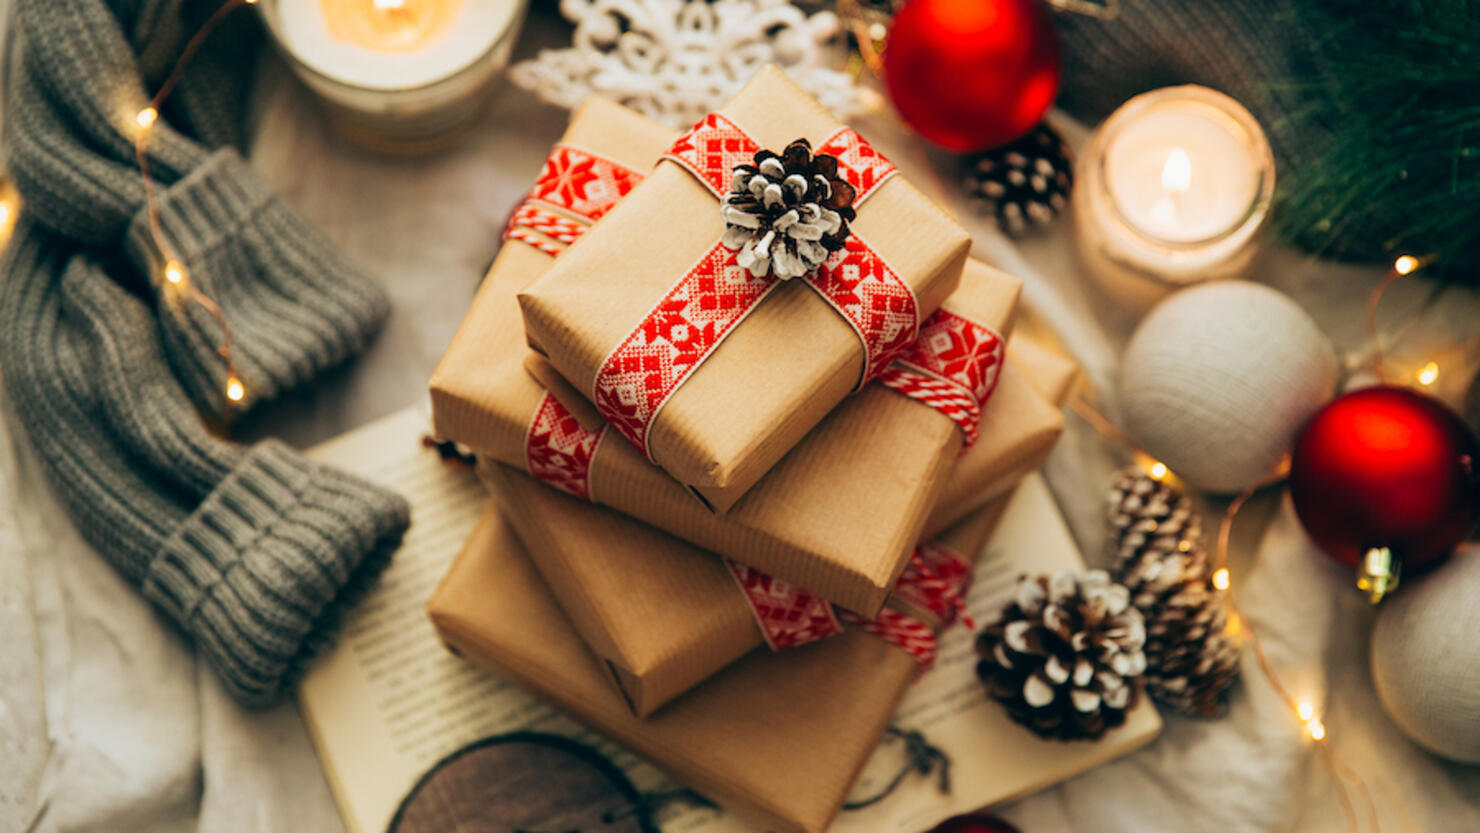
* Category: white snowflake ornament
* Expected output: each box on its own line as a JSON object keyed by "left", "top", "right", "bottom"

{"left": 511, "top": 0, "right": 866, "bottom": 129}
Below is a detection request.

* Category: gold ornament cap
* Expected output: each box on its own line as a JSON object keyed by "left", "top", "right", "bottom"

{"left": 1357, "top": 547, "right": 1401, "bottom": 604}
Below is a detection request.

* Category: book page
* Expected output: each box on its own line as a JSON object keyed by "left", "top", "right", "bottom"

{"left": 300, "top": 413, "right": 1154, "bottom": 833}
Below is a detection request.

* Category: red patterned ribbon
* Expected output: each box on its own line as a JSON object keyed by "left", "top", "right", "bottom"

{"left": 504, "top": 144, "right": 645, "bottom": 254}
{"left": 590, "top": 114, "right": 918, "bottom": 459}
{"left": 725, "top": 560, "right": 844, "bottom": 649}
{"left": 725, "top": 541, "right": 975, "bottom": 671}
{"left": 877, "top": 309, "right": 1005, "bottom": 449}
{"left": 892, "top": 542, "right": 976, "bottom": 631}
{"left": 525, "top": 394, "right": 607, "bottom": 501}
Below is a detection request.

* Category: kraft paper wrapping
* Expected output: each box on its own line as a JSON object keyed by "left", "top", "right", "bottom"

{"left": 427, "top": 504, "right": 1007, "bottom": 833}
{"left": 483, "top": 460, "right": 1014, "bottom": 717}
{"left": 429, "top": 95, "right": 1025, "bottom": 615}
{"left": 518, "top": 66, "right": 971, "bottom": 496}
{"left": 922, "top": 338, "right": 1077, "bottom": 536}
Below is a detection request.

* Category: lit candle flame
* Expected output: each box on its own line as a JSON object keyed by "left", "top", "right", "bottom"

{"left": 1162, "top": 148, "right": 1192, "bottom": 193}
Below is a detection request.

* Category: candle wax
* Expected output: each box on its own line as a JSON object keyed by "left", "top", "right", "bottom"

{"left": 1103, "top": 104, "right": 1261, "bottom": 245}
{"left": 278, "top": 0, "right": 516, "bottom": 90}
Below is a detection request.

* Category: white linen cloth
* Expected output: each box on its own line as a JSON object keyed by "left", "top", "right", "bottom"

{"left": 3, "top": 10, "right": 1479, "bottom": 832}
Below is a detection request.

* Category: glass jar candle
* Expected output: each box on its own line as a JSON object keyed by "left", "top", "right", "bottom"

{"left": 258, "top": 0, "right": 529, "bottom": 152}
{"left": 1072, "top": 85, "right": 1275, "bottom": 312}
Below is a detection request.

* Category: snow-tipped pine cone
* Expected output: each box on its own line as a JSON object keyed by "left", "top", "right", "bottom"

{"left": 721, "top": 139, "right": 857, "bottom": 280}
{"left": 1106, "top": 468, "right": 1240, "bottom": 717}
{"left": 975, "top": 570, "right": 1146, "bottom": 741}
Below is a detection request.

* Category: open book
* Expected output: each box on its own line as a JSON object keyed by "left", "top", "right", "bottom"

{"left": 302, "top": 407, "right": 1160, "bottom": 833}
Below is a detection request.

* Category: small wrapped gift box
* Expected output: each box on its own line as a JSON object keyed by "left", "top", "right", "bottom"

{"left": 427, "top": 500, "right": 1008, "bottom": 833}
{"left": 483, "top": 460, "right": 1011, "bottom": 717}
{"left": 430, "top": 97, "right": 1029, "bottom": 615}
{"left": 517, "top": 66, "right": 971, "bottom": 497}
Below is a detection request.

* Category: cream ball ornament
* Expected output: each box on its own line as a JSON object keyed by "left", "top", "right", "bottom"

{"left": 1371, "top": 549, "right": 1480, "bottom": 764}
{"left": 1118, "top": 281, "right": 1339, "bottom": 492}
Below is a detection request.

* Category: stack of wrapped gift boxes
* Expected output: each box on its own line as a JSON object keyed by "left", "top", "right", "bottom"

{"left": 426, "top": 68, "right": 1079, "bottom": 833}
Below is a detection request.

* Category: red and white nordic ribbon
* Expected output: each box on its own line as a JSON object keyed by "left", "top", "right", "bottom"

{"left": 525, "top": 394, "right": 606, "bottom": 502}
{"left": 725, "top": 560, "right": 844, "bottom": 649}
{"left": 891, "top": 542, "right": 976, "bottom": 631}
{"left": 876, "top": 309, "right": 1005, "bottom": 449}
{"left": 590, "top": 113, "right": 918, "bottom": 459}
{"left": 725, "top": 541, "right": 976, "bottom": 672}
{"left": 504, "top": 144, "right": 645, "bottom": 255}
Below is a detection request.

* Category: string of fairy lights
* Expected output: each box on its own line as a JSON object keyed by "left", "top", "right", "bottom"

{"left": 133, "top": 0, "right": 259, "bottom": 411}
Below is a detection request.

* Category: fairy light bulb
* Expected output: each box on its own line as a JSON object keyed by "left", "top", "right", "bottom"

{"left": 164, "top": 260, "right": 186, "bottom": 287}
{"left": 136, "top": 106, "right": 159, "bottom": 129}
{"left": 1211, "top": 568, "right": 1230, "bottom": 591}
{"left": 1148, "top": 461, "right": 1169, "bottom": 481}
{"left": 1296, "top": 701, "right": 1326, "bottom": 741}
{"left": 225, "top": 376, "right": 245, "bottom": 403}
{"left": 1417, "top": 361, "right": 1439, "bottom": 386}
{"left": 1394, "top": 254, "right": 1419, "bottom": 275}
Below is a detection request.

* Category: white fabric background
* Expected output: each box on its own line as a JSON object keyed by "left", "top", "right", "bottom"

{"left": 3, "top": 9, "right": 1480, "bottom": 832}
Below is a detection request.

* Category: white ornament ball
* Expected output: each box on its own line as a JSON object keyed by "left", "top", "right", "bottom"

{"left": 1119, "top": 281, "right": 1339, "bottom": 493}
{"left": 1371, "top": 550, "right": 1480, "bottom": 764}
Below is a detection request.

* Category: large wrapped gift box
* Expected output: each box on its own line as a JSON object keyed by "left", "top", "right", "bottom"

{"left": 427, "top": 500, "right": 1008, "bottom": 833}
{"left": 517, "top": 66, "right": 971, "bottom": 499}
{"left": 430, "top": 96, "right": 1039, "bottom": 615}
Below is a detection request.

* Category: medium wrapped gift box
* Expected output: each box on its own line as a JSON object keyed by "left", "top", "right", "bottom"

{"left": 483, "top": 460, "right": 1010, "bottom": 717}
{"left": 923, "top": 337, "right": 1075, "bottom": 536}
{"left": 517, "top": 66, "right": 971, "bottom": 498}
{"left": 427, "top": 500, "right": 1008, "bottom": 833}
{"left": 431, "top": 97, "right": 1021, "bottom": 615}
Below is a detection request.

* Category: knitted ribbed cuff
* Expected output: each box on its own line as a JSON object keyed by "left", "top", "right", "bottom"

{"left": 145, "top": 439, "right": 410, "bottom": 708}
{"left": 124, "top": 148, "right": 392, "bottom": 415}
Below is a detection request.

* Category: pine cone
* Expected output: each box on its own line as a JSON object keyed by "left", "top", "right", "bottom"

{"left": 961, "top": 122, "right": 1072, "bottom": 237}
{"left": 721, "top": 139, "right": 857, "bottom": 280}
{"left": 1106, "top": 468, "right": 1241, "bottom": 717}
{"left": 975, "top": 571, "right": 1146, "bottom": 741}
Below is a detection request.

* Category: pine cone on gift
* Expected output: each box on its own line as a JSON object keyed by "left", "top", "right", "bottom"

{"left": 1107, "top": 468, "right": 1241, "bottom": 718}
{"left": 721, "top": 139, "right": 857, "bottom": 280}
{"left": 975, "top": 571, "right": 1147, "bottom": 741}
{"left": 961, "top": 122, "right": 1072, "bottom": 237}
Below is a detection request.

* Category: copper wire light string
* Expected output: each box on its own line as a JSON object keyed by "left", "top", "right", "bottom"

{"left": 133, "top": 0, "right": 256, "bottom": 416}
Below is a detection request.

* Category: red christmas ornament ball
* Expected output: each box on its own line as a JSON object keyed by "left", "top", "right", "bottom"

{"left": 882, "top": 0, "right": 1060, "bottom": 152}
{"left": 924, "top": 814, "right": 1022, "bottom": 833}
{"left": 1290, "top": 386, "right": 1480, "bottom": 585}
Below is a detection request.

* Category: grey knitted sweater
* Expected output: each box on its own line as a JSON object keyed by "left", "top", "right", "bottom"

{"left": 1, "top": 0, "right": 410, "bottom": 707}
